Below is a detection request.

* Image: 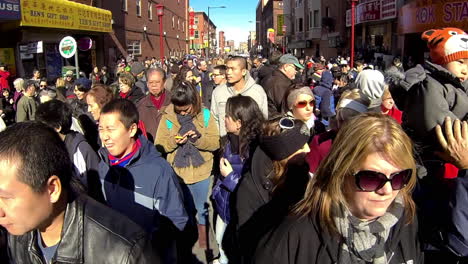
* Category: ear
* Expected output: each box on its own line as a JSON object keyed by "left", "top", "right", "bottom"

{"left": 241, "top": 68, "right": 247, "bottom": 77}
{"left": 129, "top": 123, "right": 138, "bottom": 138}
{"left": 46, "top": 175, "right": 62, "bottom": 204}
{"left": 421, "top": 29, "right": 436, "bottom": 42}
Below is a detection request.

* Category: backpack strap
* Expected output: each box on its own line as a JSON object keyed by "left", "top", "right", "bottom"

{"left": 165, "top": 119, "right": 173, "bottom": 131}
{"left": 203, "top": 108, "right": 210, "bottom": 128}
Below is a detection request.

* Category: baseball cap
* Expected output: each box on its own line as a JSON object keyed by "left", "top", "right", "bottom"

{"left": 131, "top": 62, "right": 146, "bottom": 75}
{"left": 65, "top": 70, "right": 74, "bottom": 77}
{"left": 279, "top": 54, "right": 304, "bottom": 69}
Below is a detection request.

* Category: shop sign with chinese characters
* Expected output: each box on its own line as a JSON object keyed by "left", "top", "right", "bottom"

{"left": 346, "top": 0, "right": 397, "bottom": 27}
{"left": 20, "top": 0, "right": 112, "bottom": 32}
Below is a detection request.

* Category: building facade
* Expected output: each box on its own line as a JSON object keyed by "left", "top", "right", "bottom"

{"left": 219, "top": 31, "right": 226, "bottom": 54}
{"left": 102, "top": 0, "right": 188, "bottom": 69}
{"left": 256, "top": 0, "right": 285, "bottom": 57}
{"left": 248, "top": 31, "right": 257, "bottom": 55}
{"left": 192, "top": 12, "right": 217, "bottom": 57}
{"left": 0, "top": 0, "right": 112, "bottom": 81}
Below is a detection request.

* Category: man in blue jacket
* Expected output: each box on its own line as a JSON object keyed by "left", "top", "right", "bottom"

{"left": 97, "top": 99, "right": 189, "bottom": 261}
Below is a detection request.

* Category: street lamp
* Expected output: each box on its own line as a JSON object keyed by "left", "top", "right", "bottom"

{"left": 156, "top": 4, "right": 164, "bottom": 63}
{"left": 207, "top": 5, "right": 226, "bottom": 58}
{"left": 350, "top": 0, "right": 358, "bottom": 68}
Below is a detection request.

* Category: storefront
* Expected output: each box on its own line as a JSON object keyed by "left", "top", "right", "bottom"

{"left": 346, "top": 0, "right": 398, "bottom": 63}
{"left": 9, "top": 0, "right": 112, "bottom": 80}
{"left": 398, "top": 0, "right": 468, "bottom": 65}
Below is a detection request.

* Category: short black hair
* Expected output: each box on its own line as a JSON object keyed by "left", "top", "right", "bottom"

{"left": 25, "top": 80, "right": 37, "bottom": 91}
{"left": 0, "top": 122, "right": 72, "bottom": 192}
{"left": 171, "top": 81, "right": 201, "bottom": 116}
{"left": 213, "top": 65, "right": 227, "bottom": 75}
{"left": 35, "top": 100, "right": 73, "bottom": 134}
{"left": 227, "top": 56, "right": 247, "bottom": 70}
{"left": 101, "top": 99, "right": 139, "bottom": 129}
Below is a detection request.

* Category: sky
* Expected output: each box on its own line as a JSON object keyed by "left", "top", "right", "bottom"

{"left": 189, "top": 0, "right": 257, "bottom": 47}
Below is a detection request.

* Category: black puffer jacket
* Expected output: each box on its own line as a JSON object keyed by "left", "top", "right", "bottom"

{"left": 388, "top": 61, "right": 468, "bottom": 150}
{"left": 7, "top": 195, "right": 161, "bottom": 264}
{"left": 254, "top": 212, "right": 423, "bottom": 264}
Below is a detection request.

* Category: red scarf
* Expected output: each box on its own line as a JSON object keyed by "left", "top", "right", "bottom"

{"left": 150, "top": 92, "right": 166, "bottom": 110}
{"left": 119, "top": 92, "right": 129, "bottom": 99}
{"left": 108, "top": 139, "right": 141, "bottom": 167}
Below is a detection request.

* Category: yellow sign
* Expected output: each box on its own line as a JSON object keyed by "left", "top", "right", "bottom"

{"left": 20, "top": 0, "right": 112, "bottom": 33}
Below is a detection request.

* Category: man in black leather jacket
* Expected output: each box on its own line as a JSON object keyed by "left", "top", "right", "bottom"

{"left": 0, "top": 122, "right": 160, "bottom": 264}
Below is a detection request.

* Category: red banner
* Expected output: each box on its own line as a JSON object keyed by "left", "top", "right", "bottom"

{"left": 189, "top": 8, "right": 195, "bottom": 38}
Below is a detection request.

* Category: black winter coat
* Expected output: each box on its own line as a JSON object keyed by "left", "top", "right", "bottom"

{"left": 8, "top": 195, "right": 161, "bottom": 263}
{"left": 254, "top": 211, "right": 423, "bottom": 264}
{"left": 263, "top": 69, "right": 295, "bottom": 117}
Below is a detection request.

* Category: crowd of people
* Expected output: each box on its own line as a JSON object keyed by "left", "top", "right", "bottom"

{"left": 0, "top": 27, "right": 466, "bottom": 264}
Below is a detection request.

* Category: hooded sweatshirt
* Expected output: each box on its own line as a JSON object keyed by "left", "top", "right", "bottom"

{"left": 355, "top": 69, "right": 386, "bottom": 108}
{"left": 312, "top": 71, "right": 335, "bottom": 118}
{"left": 211, "top": 72, "right": 268, "bottom": 136}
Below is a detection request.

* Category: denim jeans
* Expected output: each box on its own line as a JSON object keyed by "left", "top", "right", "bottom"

{"left": 187, "top": 177, "right": 210, "bottom": 225}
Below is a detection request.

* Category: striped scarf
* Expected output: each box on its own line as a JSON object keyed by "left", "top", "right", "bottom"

{"left": 334, "top": 195, "right": 404, "bottom": 264}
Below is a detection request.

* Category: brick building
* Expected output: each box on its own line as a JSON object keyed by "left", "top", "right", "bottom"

{"left": 256, "top": 0, "right": 284, "bottom": 57}
{"left": 102, "top": 0, "right": 189, "bottom": 68}
{"left": 192, "top": 12, "right": 217, "bottom": 57}
{"left": 219, "top": 31, "right": 226, "bottom": 54}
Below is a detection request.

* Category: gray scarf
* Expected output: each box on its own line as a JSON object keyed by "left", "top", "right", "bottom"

{"left": 334, "top": 195, "right": 404, "bottom": 264}
{"left": 173, "top": 114, "right": 205, "bottom": 168}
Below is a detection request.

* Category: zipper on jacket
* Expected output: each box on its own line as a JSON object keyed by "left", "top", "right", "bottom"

{"left": 386, "top": 252, "right": 394, "bottom": 264}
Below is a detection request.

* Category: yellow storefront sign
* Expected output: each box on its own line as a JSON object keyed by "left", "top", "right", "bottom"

{"left": 20, "top": 0, "right": 112, "bottom": 33}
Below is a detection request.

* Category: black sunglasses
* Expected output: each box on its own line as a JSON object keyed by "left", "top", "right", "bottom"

{"left": 354, "top": 169, "right": 412, "bottom": 192}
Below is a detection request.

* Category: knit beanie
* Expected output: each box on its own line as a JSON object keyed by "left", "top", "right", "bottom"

{"left": 286, "top": 86, "right": 314, "bottom": 110}
{"left": 422, "top": 27, "right": 468, "bottom": 65}
{"left": 259, "top": 119, "right": 310, "bottom": 161}
{"left": 355, "top": 70, "right": 385, "bottom": 108}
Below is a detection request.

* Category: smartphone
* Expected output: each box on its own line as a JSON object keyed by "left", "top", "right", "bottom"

{"left": 175, "top": 135, "right": 184, "bottom": 139}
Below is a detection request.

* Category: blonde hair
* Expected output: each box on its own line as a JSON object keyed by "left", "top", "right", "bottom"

{"left": 382, "top": 87, "right": 392, "bottom": 100}
{"left": 293, "top": 113, "right": 417, "bottom": 234}
{"left": 55, "top": 77, "right": 65, "bottom": 88}
{"left": 332, "top": 89, "right": 367, "bottom": 130}
{"left": 13, "top": 78, "right": 25, "bottom": 91}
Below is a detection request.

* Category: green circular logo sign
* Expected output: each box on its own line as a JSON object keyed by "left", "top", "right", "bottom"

{"left": 59, "top": 36, "right": 77, "bottom": 59}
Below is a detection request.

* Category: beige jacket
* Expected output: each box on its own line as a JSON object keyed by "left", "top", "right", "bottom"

{"left": 155, "top": 104, "right": 220, "bottom": 184}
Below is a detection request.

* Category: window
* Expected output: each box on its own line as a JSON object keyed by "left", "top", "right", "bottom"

{"left": 136, "top": 0, "right": 141, "bottom": 16}
{"left": 182, "top": 21, "right": 185, "bottom": 32}
{"left": 313, "top": 10, "right": 319, "bottom": 27}
{"left": 195, "top": 30, "right": 199, "bottom": 39}
{"left": 195, "top": 17, "right": 199, "bottom": 24}
{"left": 121, "top": 0, "right": 127, "bottom": 11}
{"left": 148, "top": 1, "right": 152, "bottom": 20}
{"left": 172, "top": 16, "right": 175, "bottom": 28}
{"left": 298, "top": 18, "right": 303, "bottom": 32}
{"left": 326, "top": 7, "right": 330, "bottom": 17}
{"left": 309, "top": 11, "right": 312, "bottom": 28}
{"left": 127, "top": 40, "right": 141, "bottom": 56}
{"left": 178, "top": 18, "right": 180, "bottom": 30}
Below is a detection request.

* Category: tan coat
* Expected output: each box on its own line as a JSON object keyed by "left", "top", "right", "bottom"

{"left": 155, "top": 104, "right": 220, "bottom": 184}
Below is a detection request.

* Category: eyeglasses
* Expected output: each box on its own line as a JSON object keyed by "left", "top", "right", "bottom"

{"left": 354, "top": 169, "right": 412, "bottom": 192}
{"left": 279, "top": 117, "right": 295, "bottom": 129}
{"left": 295, "top": 100, "right": 314, "bottom": 108}
{"left": 40, "top": 85, "right": 47, "bottom": 88}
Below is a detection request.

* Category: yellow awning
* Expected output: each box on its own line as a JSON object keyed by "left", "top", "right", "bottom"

{"left": 20, "top": 0, "right": 112, "bottom": 33}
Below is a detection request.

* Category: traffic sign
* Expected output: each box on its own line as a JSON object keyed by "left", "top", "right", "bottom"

{"left": 59, "top": 36, "right": 77, "bottom": 59}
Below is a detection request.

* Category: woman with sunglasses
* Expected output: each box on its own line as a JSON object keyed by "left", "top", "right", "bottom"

{"left": 284, "top": 86, "right": 315, "bottom": 127}
{"left": 225, "top": 116, "right": 311, "bottom": 263}
{"left": 155, "top": 81, "right": 220, "bottom": 249}
{"left": 254, "top": 113, "right": 421, "bottom": 264}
